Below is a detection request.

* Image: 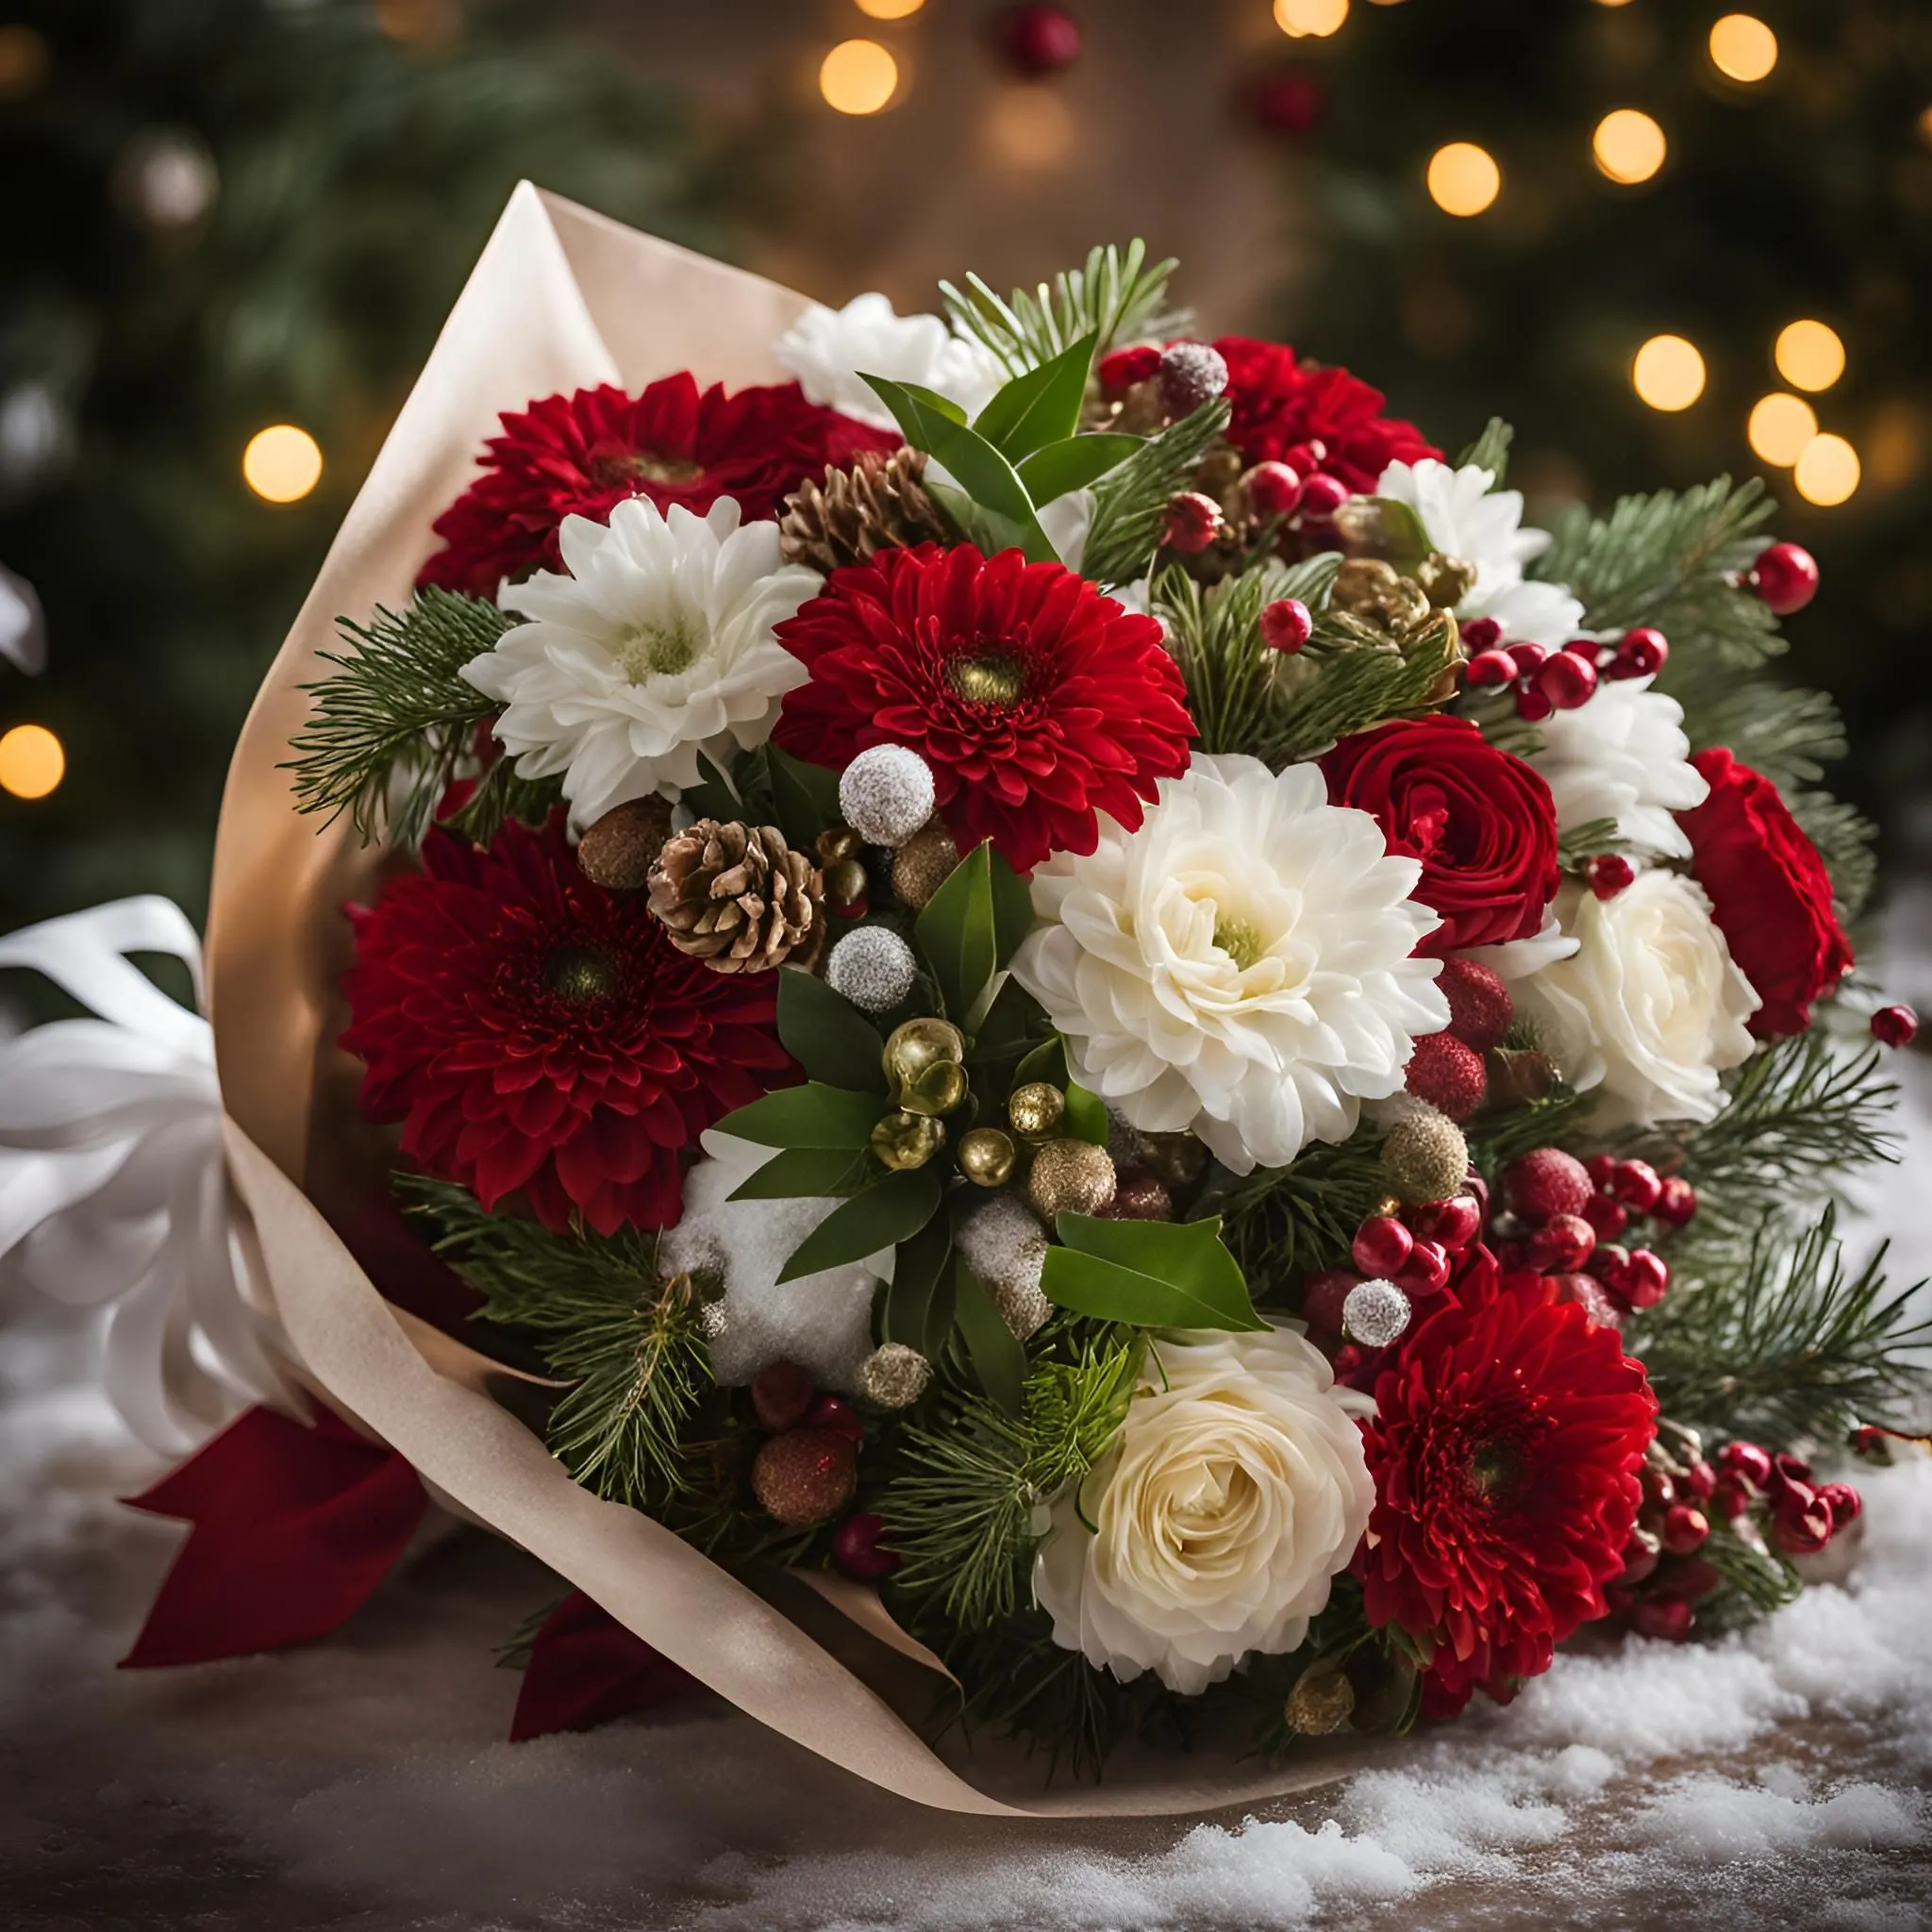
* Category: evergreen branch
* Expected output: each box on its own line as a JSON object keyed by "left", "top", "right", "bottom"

{"left": 1455, "top": 416, "right": 1513, "bottom": 484}
{"left": 396, "top": 1174, "right": 708, "bottom": 1507}
{"left": 1691, "top": 1523, "right": 1802, "bottom": 1634}
{"left": 1155, "top": 556, "right": 1327, "bottom": 754}
{"left": 1080, "top": 397, "right": 1231, "bottom": 586}
{"left": 1677, "top": 681, "right": 1844, "bottom": 794}
{"left": 941, "top": 241, "right": 1187, "bottom": 376}
{"left": 1267, "top": 613, "right": 1461, "bottom": 765}
{"left": 1207, "top": 1133, "right": 1392, "bottom": 1295}
{"left": 1789, "top": 789, "right": 1880, "bottom": 924}
{"left": 284, "top": 589, "right": 509, "bottom": 845}
{"left": 1556, "top": 815, "right": 1627, "bottom": 868}
{"left": 1466, "top": 1089, "right": 1592, "bottom": 1171}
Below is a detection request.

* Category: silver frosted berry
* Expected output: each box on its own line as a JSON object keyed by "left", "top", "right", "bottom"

{"left": 825, "top": 925, "right": 918, "bottom": 1013}
{"left": 1342, "top": 1277, "right": 1412, "bottom": 1350}
{"left": 838, "top": 742, "right": 937, "bottom": 848}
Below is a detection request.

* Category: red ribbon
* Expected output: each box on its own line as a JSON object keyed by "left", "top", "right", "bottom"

{"left": 120, "top": 1403, "right": 425, "bottom": 1669}
{"left": 510, "top": 1590, "right": 693, "bottom": 1741}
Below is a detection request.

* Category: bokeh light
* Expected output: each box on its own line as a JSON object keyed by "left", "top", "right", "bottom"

{"left": 0, "top": 724, "right": 64, "bottom": 800}
{"left": 1793, "top": 433, "right": 1860, "bottom": 506}
{"left": 854, "top": 0, "right": 924, "bottom": 17}
{"left": 1709, "top": 15, "right": 1778, "bottom": 83}
{"left": 1274, "top": 0, "right": 1350, "bottom": 38}
{"left": 1632, "top": 335, "right": 1707, "bottom": 411}
{"left": 1592, "top": 109, "right": 1667, "bottom": 185}
{"left": 819, "top": 39, "right": 900, "bottom": 115}
{"left": 242, "top": 425, "right": 323, "bottom": 503}
{"left": 985, "top": 86, "right": 1076, "bottom": 170}
{"left": 1425, "top": 142, "right": 1501, "bottom": 217}
{"left": 1774, "top": 319, "right": 1846, "bottom": 393}
{"left": 1747, "top": 392, "right": 1818, "bottom": 466}
{"left": 0, "top": 24, "right": 49, "bottom": 100}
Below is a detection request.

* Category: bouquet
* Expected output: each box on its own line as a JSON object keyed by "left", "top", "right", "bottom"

{"left": 5, "top": 189, "right": 1927, "bottom": 1810}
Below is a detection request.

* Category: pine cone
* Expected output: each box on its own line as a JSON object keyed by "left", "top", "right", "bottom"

{"left": 779, "top": 448, "right": 951, "bottom": 575}
{"left": 647, "top": 821, "right": 824, "bottom": 973}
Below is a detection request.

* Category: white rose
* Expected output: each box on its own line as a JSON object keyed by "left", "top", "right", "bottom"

{"left": 1524, "top": 675, "right": 1708, "bottom": 858}
{"left": 1519, "top": 875, "right": 1758, "bottom": 1129}
{"left": 774, "top": 292, "right": 1004, "bottom": 431}
{"left": 1033, "top": 1327, "right": 1374, "bottom": 1695}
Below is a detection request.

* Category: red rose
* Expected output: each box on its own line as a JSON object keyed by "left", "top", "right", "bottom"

{"left": 1323, "top": 717, "right": 1560, "bottom": 956}
{"left": 1679, "top": 747, "right": 1853, "bottom": 1037}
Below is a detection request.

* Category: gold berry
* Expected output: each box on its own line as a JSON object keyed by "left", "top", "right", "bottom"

{"left": 1025, "top": 1138, "right": 1116, "bottom": 1220}
{"left": 958, "top": 1127, "right": 1018, "bottom": 1187}
{"left": 871, "top": 1108, "right": 945, "bottom": 1172}
{"left": 1007, "top": 1080, "right": 1066, "bottom": 1142}
{"left": 882, "top": 1016, "right": 966, "bottom": 1098}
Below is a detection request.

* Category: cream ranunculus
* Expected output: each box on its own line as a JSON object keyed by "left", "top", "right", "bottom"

{"left": 1518, "top": 874, "right": 1758, "bottom": 1128}
{"left": 1010, "top": 753, "right": 1447, "bottom": 1174}
{"left": 1033, "top": 1327, "right": 1374, "bottom": 1695}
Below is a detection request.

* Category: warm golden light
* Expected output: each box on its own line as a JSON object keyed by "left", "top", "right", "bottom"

{"left": 242, "top": 425, "right": 323, "bottom": 503}
{"left": 819, "top": 39, "right": 900, "bottom": 114}
{"left": 1793, "top": 433, "right": 1860, "bottom": 506}
{"left": 1774, "top": 319, "right": 1846, "bottom": 393}
{"left": 1919, "top": 105, "right": 1932, "bottom": 150}
{"left": 854, "top": 0, "right": 924, "bottom": 17}
{"left": 0, "top": 24, "right": 50, "bottom": 100}
{"left": 1709, "top": 14, "right": 1778, "bottom": 83}
{"left": 0, "top": 724, "right": 64, "bottom": 800}
{"left": 985, "top": 86, "right": 1076, "bottom": 170}
{"left": 1425, "top": 142, "right": 1501, "bottom": 217}
{"left": 1592, "top": 108, "right": 1667, "bottom": 185}
{"left": 1592, "top": 0, "right": 1635, "bottom": 8}
{"left": 1747, "top": 392, "right": 1818, "bottom": 466}
{"left": 1632, "top": 335, "right": 1707, "bottom": 411}
{"left": 1274, "top": 0, "right": 1350, "bottom": 38}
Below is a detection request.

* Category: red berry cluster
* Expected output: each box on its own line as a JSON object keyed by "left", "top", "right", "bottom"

{"left": 1403, "top": 959, "right": 1514, "bottom": 1122}
{"left": 1607, "top": 1454, "right": 1719, "bottom": 1641}
{"left": 1463, "top": 622, "right": 1668, "bottom": 723}
{"left": 1709, "top": 1441, "right": 1861, "bottom": 1557}
{"left": 746, "top": 1361, "right": 899, "bottom": 1579}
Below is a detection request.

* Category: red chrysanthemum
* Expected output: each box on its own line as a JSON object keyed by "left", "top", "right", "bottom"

{"left": 1211, "top": 336, "right": 1441, "bottom": 494}
{"left": 341, "top": 815, "right": 794, "bottom": 1236}
{"left": 416, "top": 376, "right": 896, "bottom": 599}
{"left": 1356, "top": 1261, "right": 1657, "bottom": 1717}
{"left": 771, "top": 544, "right": 1195, "bottom": 874}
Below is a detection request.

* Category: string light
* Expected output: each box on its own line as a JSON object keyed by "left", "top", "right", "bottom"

{"left": 242, "top": 425, "right": 323, "bottom": 504}
{"left": 1425, "top": 142, "right": 1501, "bottom": 217}
{"left": 1592, "top": 109, "right": 1666, "bottom": 185}
{"left": 1632, "top": 335, "right": 1706, "bottom": 411}
{"left": 854, "top": 0, "right": 924, "bottom": 16}
{"left": 0, "top": 723, "right": 64, "bottom": 800}
{"left": 1774, "top": 320, "right": 1846, "bottom": 393}
{"left": 819, "top": 39, "right": 900, "bottom": 114}
{"left": 1793, "top": 433, "right": 1860, "bottom": 507}
{"left": 1708, "top": 15, "right": 1778, "bottom": 84}
{"left": 1747, "top": 393, "right": 1818, "bottom": 466}
{"left": 1274, "top": 0, "right": 1350, "bottom": 38}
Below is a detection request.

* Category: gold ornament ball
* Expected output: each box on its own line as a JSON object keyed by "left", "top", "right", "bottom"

{"left": 1007, "top": 1080, "right": 1066, "bottom": 1141}
{"left": 858, "top": 1342, "right": 932, "bottom": 1410}
{"left": 883, "top": 1015, "right": 966, "bottom": 1098}
{"left": 824, "top": 856, "right": 869, "bottom": 909}
{"left": 1026, "top": 1139, "right": 1116, "bottom": 1220}
{"left": 1418, "top": 552, "right": 1477, "bottom": 610}
{"left": 900, "top": 1058, "right": 970, "bottom": 1118}
{"left": 889, "top": 820, "right": 959, "bottom": 911}
{"left": 575, "top": 796, "right": 674, "bottom": 891}
{"left": 752, "top": 1425, "right": 858, "bottom": 1527}
{"left": 872, "top": 1108, "right": 945, "bottom": 1172}
{"left": 816, "top": 824, "right": 865, "bottom": 867}
{"left": 991, "top": 1275, "right": 1052, "bottom": 1341}
{"left": 958, "top": 1127, "right": 1018, "bottom": 1187}
{"left": 1381, "top": 1109, "right": 1471, "bottom": 1207}
{"left": 1285, "top": 1660, "right": 1356, "bottom": 1737}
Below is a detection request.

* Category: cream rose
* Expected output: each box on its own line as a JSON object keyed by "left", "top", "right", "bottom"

{"left": 1519, "top": 874, "right": 1758, "bottom": 1129}
{"left": 1033, "top": 1327, "right": 1374, "bottom": 1695}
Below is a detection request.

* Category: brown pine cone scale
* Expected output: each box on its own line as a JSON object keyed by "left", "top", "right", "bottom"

{"left": 647, "top": 820, "right": 824, "bottom": 974}
{"left": 779, "top": 447, "right": 952, "bottom": 575}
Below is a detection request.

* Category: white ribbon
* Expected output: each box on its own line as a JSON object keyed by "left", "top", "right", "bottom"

{"left": 0, "top": 897, "right": 300, "bottom": 1453}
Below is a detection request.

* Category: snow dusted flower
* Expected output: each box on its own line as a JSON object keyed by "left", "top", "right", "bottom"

{"left": 1034, "top": 1327, "right": 1374, "bottom": 1695}
{"left": 774, "top": 292, "right": 1004, "bottom": 432}
{"left": 1011, "top": 754, "right": 1447, "bottom": 1174}
{"left": 1375, "top": 458, "right": 1584, "bottom": 647}
{"left": 462, "top": 497, "right": 821, "bottom": 828}
{"left": 1524, "top": 674, "right": 1709, "bottom": 859}
{"left": 1518, "top": 875, "right": 1757, "bottom": 1129}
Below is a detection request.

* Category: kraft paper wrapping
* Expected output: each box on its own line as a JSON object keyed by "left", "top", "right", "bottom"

{"left": 205, "top": 184, "right": 1380, "bottom": 1817}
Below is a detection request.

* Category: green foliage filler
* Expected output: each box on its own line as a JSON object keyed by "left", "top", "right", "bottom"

{"left": 941, "top": 241, "right": 1185, "bottom": 378}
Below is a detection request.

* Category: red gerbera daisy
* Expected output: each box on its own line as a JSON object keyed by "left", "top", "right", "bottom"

{"left": 1211, "top": 336, "right": 1441, "bottom": 494}
{"left": 341, "top": 815, "right": 794, "bottom": 1236}
{"left": 772, "top": 544, "right": 1195, "bottom": 874}
{"left": 416, "top": 376, "right": 896, "bottom": 599}
{"left": 1356, "top": 1260, "right": 1657, "bottom": 1716}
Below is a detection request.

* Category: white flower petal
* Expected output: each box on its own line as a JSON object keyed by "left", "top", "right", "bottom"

{"left": 773, "top": 291, "right": 1004, "bottom": 430}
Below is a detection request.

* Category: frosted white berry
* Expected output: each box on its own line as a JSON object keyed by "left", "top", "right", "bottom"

{"left": 1341, "top": 1277, "right": 1412, "bottom": 1350}
{"left": 839, "top": 743, "right": 937, "bottom": 847}
{"left": 825, "top": 926, "right": 918, "bottom": 1013}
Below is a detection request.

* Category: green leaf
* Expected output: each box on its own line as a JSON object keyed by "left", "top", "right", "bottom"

{"left": 1062, "top": 1081, "right": 1108, "bottom": 1146}
{"left": 1015, "top": 433, "right": 1142, "bottom": 505}
{"left": 712, "top": 1082, "right": 888, "bottom": 1150}
{"left": 1043, "top": 1214, "right": 1266, "bottom": 1332}
{"left": 777, "top": 968, "right": 888, "bottom": 1093}
{"left": 883, "top": 1215, "right": 957, "bottom": 1359}
{"left": 777, "top": 1167, "right": 943, "bottom": 1284}
{"left": 682, "top": 751, "right": 740, "bottom": 824}
{"left": 971, "top": 975, "right": 1047, "bottom": 1085}
{"left": 915, "top": 840, "right": 1035, "bottom": 1023}
{"left": 971, "top": 328, "right": 1098, "bottom": 463}
{"left": 1012, "top": 1033, "right": 1068, "bottom": 1094}
{"left": 954, "top": 1261, "right": 1027, "bottom": 1415}
{"left": 768, "top": 743, "right": 843, "bottom": 850}
{"left": 728, "top": 1146, "right": 874, "bottom": 1202}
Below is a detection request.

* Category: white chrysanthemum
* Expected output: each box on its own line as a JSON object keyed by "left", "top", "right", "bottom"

{"left": 1524, "top": 674, "right": 1709, "bottom": 859}
{"left": 1034, "top": 1327, "right": 1374, "bottom": 1695}
{"left": 461, "top": 497, "right": 819, "bottom": 829}
{"left": 1376, "top": 457, "right": 1585, "bottom": 646}
{"left": 1458, "top": 908, "right": 1580, "bottom": 985}
{"left": 1518, "top": 876, "right": 1757, "bottom": 1129}
{"left": 1011, "top": 754, "right": 1447, "bottom": 1174}
{"left": 774, "top": 292, "right": 1004, "bottom": 431}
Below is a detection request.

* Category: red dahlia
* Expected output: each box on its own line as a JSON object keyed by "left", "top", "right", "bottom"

{"left": 341, "top": 815, "right": 793, "bottom": 1236}
{"left": 1356, "top": 1261, "right": 1657, "bottom": 1716}
{"left": 772, "top": 544, "right": 1195, "bottom": 874}
{"left": 1211, "top": 336, "right": 1440, "bottom": 495}
{"left": 416, "top": 376, "right": 895, "bottom": 599}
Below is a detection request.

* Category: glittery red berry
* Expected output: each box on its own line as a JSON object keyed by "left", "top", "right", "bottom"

{"left": 1466, "top": 648, "right": 1519, "bottom": 690}
{"left": 1750, "top": 541, "right": 1820, "bottom": 616}
{"left": 752, "top": 1426, "right": 858, "bottom": 1527}
{"left": 1459, "top": 615, "right": 1503, "bottom": 653}
{"left": 1403, "top": 1032, "right": 1488, "bottom": 1122}
{"left": 1587, "top": 854, "right": 1636, "bottom": 900}
{"left": 1503, "top": 1146, "right": 1594, "bottom": 1224}
{"left": 1260, "top": 596, "right": 1313, "bottom": 654}
{"left": 1873, "top": 1004, "right": 1919, "bottom": 1048}
{"left": 1163, "top": 491, "right": 1223, "bottom": 554}
{"left": 1436, "top": 958, "right": 1514, "bottom": 1052}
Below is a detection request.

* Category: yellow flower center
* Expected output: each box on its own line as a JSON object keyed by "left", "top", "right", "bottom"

{"left": 613, "top": 617, "right": 701, "bottom": 683}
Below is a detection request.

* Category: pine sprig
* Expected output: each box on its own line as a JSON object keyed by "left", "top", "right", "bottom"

{"left": 285, "top": 589, "right": 509, "bottom": 846}
{"left": 1456, "top": 416, "right": 1514, "bottom": 484}
{"left": 1789, "top": 789, "right": 1880, "bottom": 923}
{"left": 1208, "top": 1133, "right": 1392, "bottom": 1294}
{"left": 397, "top": 1174, "right": 709, "bottom": 1507}
{"left": 941, "top": 241, "right": 1187, "bottom": 377}
{"left": 1080, "top": 397, "right": 1230, "bottom": 586}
